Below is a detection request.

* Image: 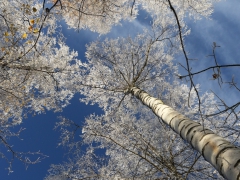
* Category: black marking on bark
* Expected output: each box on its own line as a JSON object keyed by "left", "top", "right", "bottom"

{"left": 137, "top": 90, "right": 145, "bottom": 98}
{"left": 178, "top": 118, "right": 188, "bottom": 127}
{"left": 154, "top": 105, "right": 161, "bottom": 114}
{"left": 201, "top": 142, "right": 209, "bottom": 159}
{"left": 153, "top": 102, "right": 162, "bottom": 110}
{"left": 180, "top": 125, "right": 186, "bottom": 139}
{"left": 169, "top": 114, "right": 179, "bottom": 127}
{"left": 215, "top": 146, "right": 235, "bottom": 164}
{"left": 234, "top": 159, "right": 240, "bottom": 168}
{"left": 154, "top": 102, "right": 163, "bottom": 106}
{"left": 134, "top": 89, "right": 140, "bottom": 96}
{"left": 161, "top": 106, "right": 171, "bottom": 112}
{"left": 199, "top": 133, "right": 213, "bottom": 142}
{"left": 186, "top": 125, "right": 201, "bottom": 137}
{"left": 146, "top": 97, "right": 152, "bottom": 106}
{"left": 160, "top": 107, "right": 172, "bottom": 119}
{"left": 185, "top": 122, "right": 194, "bottom": 129}
{"left": 199, "top": 129, "right": 212, "bottom": 133}
{"left": 154, "top": 100, "right": 164, "bottom": 105}
{"left": 161, "top": 111, "right": 166, "bottom": 120}
{"left": 219, "top": 163, "right": 224, "bottom": 177}
{"left": 237, "top": 171, "right": 240, "bottom": 180}
{"left": 190, "top": 130, "right": 196, "bottom": 144}
{"left": 145, "top": 96, "right": 151, "bottom": 102}
{"left": 218, "top": 142, "right": 229, "bottom": 147}
{"left": 142, "top": 95, "right": 150, "bottom": 103}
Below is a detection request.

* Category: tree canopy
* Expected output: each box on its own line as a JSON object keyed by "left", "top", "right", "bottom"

{"left": 1, "top": 0, "right": 240, "bottom": 179}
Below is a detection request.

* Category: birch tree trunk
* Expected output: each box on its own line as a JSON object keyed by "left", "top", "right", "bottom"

{"left": 130, "top": 87, "right": 240, "bottom": 180}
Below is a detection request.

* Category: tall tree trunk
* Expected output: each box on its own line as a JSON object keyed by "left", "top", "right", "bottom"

{"left": 130, "top": 87, "right": 240, "bottom": 180}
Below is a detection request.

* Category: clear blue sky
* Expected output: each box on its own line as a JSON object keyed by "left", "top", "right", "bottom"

{"left": 1, "top": 1, "right": 240, "bottom": 179}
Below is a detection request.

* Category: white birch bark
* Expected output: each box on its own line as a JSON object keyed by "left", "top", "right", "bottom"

{"left": 130, "top": 86, "right": 240, "bottom": 180}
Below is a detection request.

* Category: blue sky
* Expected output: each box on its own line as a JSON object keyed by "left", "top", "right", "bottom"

{"left": 1, "top": 0, "right": 240, "bottom": 179}
{"left": 181, "top": 0, "right": 240, "bottom": 106}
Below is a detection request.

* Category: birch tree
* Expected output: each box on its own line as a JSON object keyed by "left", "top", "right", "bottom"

{"left": 46, "top": 89, "right": 223, "bottom": 179}
{"left": 45, "top": 20, "right": 240, "bottom": 179}
{"left": 128, "top": 87, "right": 240, "bottom": 180}
{"left": 81, "top": 34, "right": 239, "bottom": 178}
{"left": 0, "top": 0, "right": 229, "bottom": 176}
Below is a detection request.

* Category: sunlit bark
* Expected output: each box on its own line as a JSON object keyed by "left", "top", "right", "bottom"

{"left": 129, "top": 86, "right": 240, "bottom": 180}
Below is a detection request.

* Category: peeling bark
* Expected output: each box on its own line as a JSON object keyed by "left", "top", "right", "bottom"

{"left": 130, "top": 87, "right": 240, "bottom": 180}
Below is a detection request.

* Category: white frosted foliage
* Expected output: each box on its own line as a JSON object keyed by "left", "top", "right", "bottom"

{"left": 0, "top": 0, "right": 81, "bottom": 124}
